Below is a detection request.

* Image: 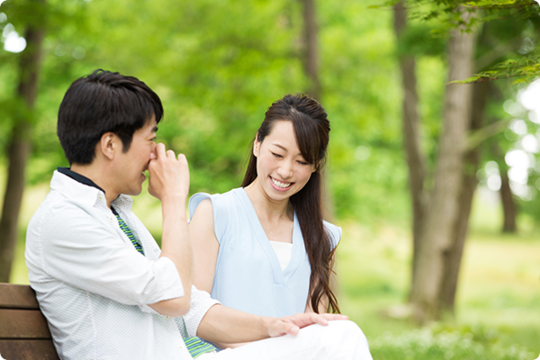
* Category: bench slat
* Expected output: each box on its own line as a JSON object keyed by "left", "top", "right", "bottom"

{"left": 0, "top": 283, "right": 39, "bottom": 309}
{"left": 0, "top": 309, "right": 52, "bottom": 339}
{"left": 0, "top": 339, "right": 59, "bottom": 360}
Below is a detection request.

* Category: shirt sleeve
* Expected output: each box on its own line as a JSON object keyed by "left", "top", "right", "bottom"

{"left": 323, "top": 221, "right": 342, "bottom": 249}
{"left": 178, "top": 285, "right": 220, "bottom": 338}
{"left": 39, "top": 202, "right": 184, "bottom": 307}
{"left": 188, "top": 193, "right": 228, "bottom": 242}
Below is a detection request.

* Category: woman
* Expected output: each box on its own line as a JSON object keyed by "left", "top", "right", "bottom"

{"left": 188, "top": 94, "right": 341, "bottom": 321}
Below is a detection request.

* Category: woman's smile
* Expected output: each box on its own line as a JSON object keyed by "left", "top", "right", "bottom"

{"left": 270, "top": 176, "right": 294, "bottom": 191}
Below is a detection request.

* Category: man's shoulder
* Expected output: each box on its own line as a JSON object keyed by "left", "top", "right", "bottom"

{"left": 28, "top": 188, "right": 108, "bottom": 240}
{"left": 33, "top": 189, "right": 91, "bottom": 217}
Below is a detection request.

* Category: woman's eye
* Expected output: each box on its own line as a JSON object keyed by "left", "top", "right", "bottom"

{"left": 272, "top": 152, "right": 283, "bottom": 158}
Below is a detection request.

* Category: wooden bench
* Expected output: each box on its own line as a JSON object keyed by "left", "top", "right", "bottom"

{"left": 0, "top": 283, "right": 59, "bottom": 359}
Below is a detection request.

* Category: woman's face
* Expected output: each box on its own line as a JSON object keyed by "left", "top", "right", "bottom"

{"left": 253, "top": 120, "right": 316, "bottom": 202}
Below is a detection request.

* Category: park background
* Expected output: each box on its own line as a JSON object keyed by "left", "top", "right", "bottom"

{"left": 1, "top": 0, "right": 539, "bottom": 358}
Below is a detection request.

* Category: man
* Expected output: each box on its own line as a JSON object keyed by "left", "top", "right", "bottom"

{"left": 25, "top": 69, "right": 372, "bottom": 359}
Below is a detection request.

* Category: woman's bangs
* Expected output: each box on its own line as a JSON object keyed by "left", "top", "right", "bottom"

{"left": 292, "top": 112, "right": 322, "bottom": 165}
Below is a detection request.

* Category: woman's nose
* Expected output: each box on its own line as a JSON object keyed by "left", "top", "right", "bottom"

{"left": 277, "top": 161, "right": 294, "bottom": 179}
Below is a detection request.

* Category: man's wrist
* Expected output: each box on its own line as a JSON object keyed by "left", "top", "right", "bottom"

{"left": 161, "top": 195, "right": 187, "bottom": 210}
{"left": 161, "top": 193, "right": 188, "bottom": 204}
{"left": 261, "top": 316, "right": 274, "bottom": 338}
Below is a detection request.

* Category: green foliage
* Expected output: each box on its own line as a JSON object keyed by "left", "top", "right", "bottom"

{"left": 1, "top": 0, "right": 88, "bottom": 35}
{"left": 452, "top": 56, "right": 540, "bottom": 84}
{"left": 396, "top": 23, "right": 447, "bottom": 58}
{"left": 375, "top": 0, "right": 540, "bottom": 83}
{"left": 370, "top": 328, "right": 535, "bottom": 360}
{"left": 0, "top": 0, "right": 417, "bottom": 220}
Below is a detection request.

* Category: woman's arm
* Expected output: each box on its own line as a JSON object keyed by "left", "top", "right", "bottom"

{"left": 304, "top": 253, "right": 336, "bottom": 314}
{"left": 189, "top": 198, "right": 219, "bottom": 294}
{"left": 304, "top": 294, "right": 329, "bottom": 314}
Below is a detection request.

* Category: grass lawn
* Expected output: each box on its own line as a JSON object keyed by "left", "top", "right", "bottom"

{"left": 9, "top": 184, "right": 540, "bottom": 358}
{"left": 336, "top": 222, "right": 539, "bottom": 357}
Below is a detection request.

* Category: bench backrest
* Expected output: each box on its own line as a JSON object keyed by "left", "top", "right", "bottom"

{"left": 0, "top": 283, "right": 59, "bottom": 360}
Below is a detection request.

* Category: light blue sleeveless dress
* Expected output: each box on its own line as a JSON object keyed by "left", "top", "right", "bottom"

{"left": 189, "top": 188, "right": 341, "bottom": 317}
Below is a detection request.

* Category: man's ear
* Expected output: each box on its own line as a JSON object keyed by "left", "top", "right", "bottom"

{"left": 99, "top": 132, "right": 117, "bottom": 161}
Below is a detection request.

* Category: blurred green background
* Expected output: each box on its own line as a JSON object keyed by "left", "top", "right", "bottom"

{"left": 1, "top": 0, "right": 539, "bottom": 358}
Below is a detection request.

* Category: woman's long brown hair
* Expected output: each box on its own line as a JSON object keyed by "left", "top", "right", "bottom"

{"left": 241, "top": 94, "right": 340, "bottom": 313}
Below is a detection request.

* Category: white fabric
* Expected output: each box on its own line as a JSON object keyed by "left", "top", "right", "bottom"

{"left": 199, "top": 320, "right": 373, "bottom": 360}
{"left": 269, "top": 241, "right": 293, "bottom": 271}
{"left": 25, "top": 171, "right": 219, "bottom": 360}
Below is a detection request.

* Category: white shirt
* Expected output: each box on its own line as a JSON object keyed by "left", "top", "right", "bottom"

{"left": 25, "top": 171, "right": 219, "bottom": 360}
{"left": 269, "top": 241, "right": 293, "bottom": 271}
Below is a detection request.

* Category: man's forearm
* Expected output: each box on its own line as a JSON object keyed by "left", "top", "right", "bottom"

{"left": 197, "top": 305, "right": 350, "bottom": 344}
{"left": 161, "top": 196, "right": 193, "bottom": 298}
{"left": 147, "top": 146, "right": 192, "bottom": 316}
{"left": 197, "top": 305, "right": 271, "bottom": 344}
{"left": 149, "top": 196, "right": 193, "bottom": 316}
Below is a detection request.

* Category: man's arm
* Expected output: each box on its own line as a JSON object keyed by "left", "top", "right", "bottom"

{"left": 147, "top": 144, "right": 193, "bottom": 317}
{"left": 197, "top": 304, "right": 348, "bottom": 344}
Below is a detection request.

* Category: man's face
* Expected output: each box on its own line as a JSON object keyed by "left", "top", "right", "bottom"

{"left": 114, "top": 117, "right": 157, "bottom": 196}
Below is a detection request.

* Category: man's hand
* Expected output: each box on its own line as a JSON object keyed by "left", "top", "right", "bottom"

{"left": 148, "top": 143, "right": 189, "bottom": 201}
{"left": 266, "top": 313, "right": 349, "bottom": 337}
{"left": 147, "top": 143, "right": 193, "bottom": 317}
{"left": 198, "top": 304, "right": 350, "bottom": 345}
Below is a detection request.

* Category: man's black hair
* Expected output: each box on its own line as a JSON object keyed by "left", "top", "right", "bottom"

{"left": 57, "top": 69, "right": 164, "bottom": 165}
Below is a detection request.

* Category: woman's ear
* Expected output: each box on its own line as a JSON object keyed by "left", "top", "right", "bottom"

{"left": 313, "top": 160, "right": 321, "bottom": 173}
{"left": 253, "top": 133, "right": 260, "bottom": 157}
{"left": 99, "top": 132, "right": 117, "bottom": 161}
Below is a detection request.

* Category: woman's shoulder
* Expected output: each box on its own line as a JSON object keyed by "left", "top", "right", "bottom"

{"left": 188, "top": 188, "right": 243, "bottom": 220}
{"left": 189, "top": 188, "right": 244, "bottom": 240}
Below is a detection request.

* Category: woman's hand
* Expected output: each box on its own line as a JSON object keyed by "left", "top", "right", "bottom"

{"left": 265, "top": 313, "right": 349, "bottom": 337}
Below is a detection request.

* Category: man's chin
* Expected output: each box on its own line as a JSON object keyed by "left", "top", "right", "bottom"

{"left": 125, "top": 185, "right": 143, "bottom": 197}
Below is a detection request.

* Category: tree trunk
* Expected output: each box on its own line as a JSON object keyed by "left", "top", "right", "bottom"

{"left": 491, "top": 137, "right": 518, "bottom": 233}
{"left": 499, "top": 169, "right": 517, "bottom": 233}
{"left": 409, "top": 7, "right": 477, "bottom": 324}
{"left": 489, "top": 85, "right": 518, "bottom": 234}
{"left": 439, "top": 80, "right": 490, "bottom": 312}
{"left": 0, "top": 8, "right": 46, "bottom": 282}
{"left": 298, "top": 0, "right": 336, "bottom": 218}
{"left": 300, "top": 0, "right": 321, "bottom": 101}
{"left": 393, "top": 1, "right": 427, "bottom": 301}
